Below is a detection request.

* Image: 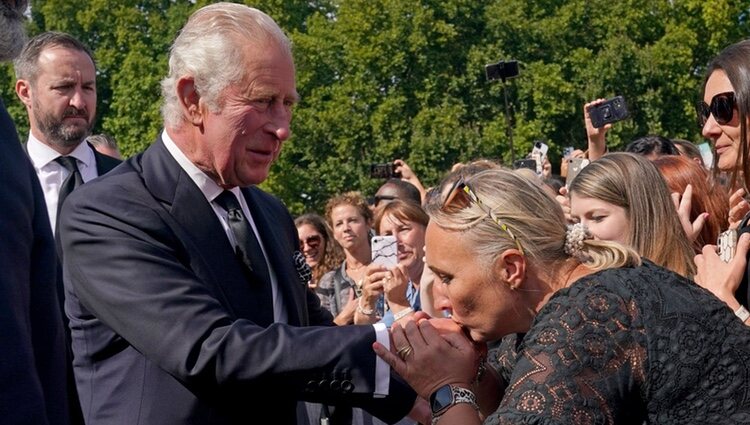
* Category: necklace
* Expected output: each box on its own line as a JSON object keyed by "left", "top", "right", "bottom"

{"left": 346, "top": 261, "right": 367, "bottom": 271}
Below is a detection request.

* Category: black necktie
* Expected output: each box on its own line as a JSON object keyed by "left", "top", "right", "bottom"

{"left": 214, "top": 191, "right": 273, "bottom": 310}
{"left": 55, "top": 156, "right": 83, "bottom": 227}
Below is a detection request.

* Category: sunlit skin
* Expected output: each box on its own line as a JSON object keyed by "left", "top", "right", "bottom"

{"left": 169, "top": 40, "right": 299, "bottom": 188}
{"left": 331, "top": 204, "right": 370, "bottom": 254}
{"left": 702, "top": 70, "right": 742, "bottom": 172}
{"left": 424, "top": 222, "right": 529, "bottom": 342}
{"left": 297, "top": 223, "right": 324, "bottom": 268}
{"left": 378, "top": 214, "right": 425, "bottom": 280}
{"left": 569, "top": 193, "right": 630, "bottom": 246}
{"left": 15, "top": 46, "right": 97, "bottom": 155}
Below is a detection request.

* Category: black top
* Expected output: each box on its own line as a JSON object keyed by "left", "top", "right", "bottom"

{"left": 486, "top": 260, "right": 750, "bottom": 425}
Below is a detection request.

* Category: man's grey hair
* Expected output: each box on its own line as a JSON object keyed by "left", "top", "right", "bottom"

{"left": 0, "top": 0, "right": 29, "bottom": 61}
{"left": 14, "top": 31, "right": 95, "bottom": 83}
{"left": 87, "top": 133, "right": 118, "bottom": 151}
{"left": 160, "top": 2, "right": 292, "bottom": 128}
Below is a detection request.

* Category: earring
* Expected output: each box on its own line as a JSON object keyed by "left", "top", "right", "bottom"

{"left": 240, "top": 130, "right": 247, "bottom": 135}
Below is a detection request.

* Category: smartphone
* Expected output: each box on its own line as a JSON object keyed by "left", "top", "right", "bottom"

{"left": 588, "top": 95, "right": 629, "bottom": 128}
{"left": 565, "top": 158, "right": 590, "bottom": 188}
{"left": 718, "top": 229, "right": 738, "bottom": 263}
{"left": 371, "top": 235, "right": 398, "bottom": 268}
{"left": 563, "top": 146, "right": 575, "bottom": 159}
{"left": 369, "top": 163, "right": 399, "bottom": 179}
{"left": 513, "top": 159, "right": 537, "bottom": 171}
{"left": 530, "top": 141, "right": 549, "bottom": 175}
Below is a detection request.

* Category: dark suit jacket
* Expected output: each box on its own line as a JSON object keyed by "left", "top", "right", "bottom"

{"left": 59, "top": 137, "right": 416, "bottom": 424}
{"left": 0, "top": 98, "right": 69, "bottom": 424}
{"left": 22, "top": 139, "right": 121, "bottom": 425}
{"left": 62, "top": 146, "right": 121, "bottom": 425}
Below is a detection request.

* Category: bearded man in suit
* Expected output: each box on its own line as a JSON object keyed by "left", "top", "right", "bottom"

{"left": 14, "top": 32, "right": 121, "bottom": 424}
{"left": 59, "top": 3, "right": 427, "bottom": 424}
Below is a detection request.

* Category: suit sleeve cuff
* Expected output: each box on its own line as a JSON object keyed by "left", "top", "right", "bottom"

{"left": 373, "top": 322, "right": 389, "bottom": 398}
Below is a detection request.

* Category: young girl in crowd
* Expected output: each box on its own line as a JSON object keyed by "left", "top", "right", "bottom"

{"left": 568, "top": 152, "right": 696, "bottom": 276}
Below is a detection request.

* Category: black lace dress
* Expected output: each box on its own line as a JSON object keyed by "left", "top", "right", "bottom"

{"left": 485, "top": 260, "right": 750, "bottom": 425}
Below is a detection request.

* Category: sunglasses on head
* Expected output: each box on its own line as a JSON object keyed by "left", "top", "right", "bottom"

{"left": 441, "top": 178, "right": 525, "bottom": 255}
{"left": 696, "top": 91, "right": 736, "bottom": 127}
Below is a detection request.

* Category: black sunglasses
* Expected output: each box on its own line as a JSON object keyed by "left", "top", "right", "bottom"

{"left": 696, "top": 91, "right": 736, "bottom": 127}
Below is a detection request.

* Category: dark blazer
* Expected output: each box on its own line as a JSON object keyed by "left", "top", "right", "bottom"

{"left": 61, "top": 145, "right": 120, "bottom": 425}
{"left": 59, "top": 136, "right": 415, "bottom": 424}
{"left": 0, "top": 98, "right": 69, "bottom": 424}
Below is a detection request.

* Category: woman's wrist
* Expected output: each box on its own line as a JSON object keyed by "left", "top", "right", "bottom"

{"left": 356, "top": 298, "right": 377, "bottom": 316}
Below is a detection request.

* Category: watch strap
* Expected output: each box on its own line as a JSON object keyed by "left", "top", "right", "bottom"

{"left": 430, "top": 384, "right": 478, "bottom": 425}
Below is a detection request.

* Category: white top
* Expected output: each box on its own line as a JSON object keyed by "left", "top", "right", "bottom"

{"left": 26, "top": 134, "right": 97, "bottom": 233}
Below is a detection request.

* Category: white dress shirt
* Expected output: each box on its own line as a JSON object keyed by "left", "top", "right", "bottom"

{"left": 26, "top": 134, "right": 97, "bottom": 233}
{"left": 161, "top": 130, "right": 390, "bottom": 396}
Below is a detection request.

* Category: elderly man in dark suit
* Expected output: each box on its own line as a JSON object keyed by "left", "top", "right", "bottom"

{"left": 60, "top": 3, "right": 427, "bottom": 424}
{"left": 0, "top": 0, "right": 69, "bottom": 423}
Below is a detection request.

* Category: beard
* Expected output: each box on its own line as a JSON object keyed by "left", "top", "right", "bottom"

{"left": 0, "top": 0, "right": 28, "bottom": 61}
{"left": 33, "top": 101, "right": 94, "bottom": 149}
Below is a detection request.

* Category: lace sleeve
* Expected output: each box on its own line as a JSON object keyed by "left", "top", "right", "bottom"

{"left": 486, "top": 279, "right": 648, "bottom": 425}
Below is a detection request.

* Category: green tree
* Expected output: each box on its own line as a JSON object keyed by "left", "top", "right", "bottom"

{"left": 2, "top": 0, "right": 748, "bottom": 216}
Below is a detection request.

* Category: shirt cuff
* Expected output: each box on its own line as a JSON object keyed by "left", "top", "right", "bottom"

{"left": 373, "top": 322, "right": 389, "bottom": 398}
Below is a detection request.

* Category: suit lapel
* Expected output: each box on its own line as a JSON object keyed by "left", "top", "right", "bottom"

{"left": 90, "top": 143, "right": 121, "bottom": 175}
{"left": 139, "top": 137, "right": 266, "bottom": 320}
{"left": 241, "top": 188, "right": 305, "bottom": 326}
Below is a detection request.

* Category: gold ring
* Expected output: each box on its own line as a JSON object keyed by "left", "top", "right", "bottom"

{"left": 396, "top": 344, "right": 413, "bottom": 360}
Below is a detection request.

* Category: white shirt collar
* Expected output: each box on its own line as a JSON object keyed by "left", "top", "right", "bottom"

{"left": 27, "top": 132, "right": 95, "bottom": 171}
{"left": 161, "top": 129, "right": 242, "bottom": 203}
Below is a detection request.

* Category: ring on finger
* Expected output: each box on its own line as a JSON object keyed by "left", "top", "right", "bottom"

{"left": 396, "top": 344, "right": 413, "bottom": 360}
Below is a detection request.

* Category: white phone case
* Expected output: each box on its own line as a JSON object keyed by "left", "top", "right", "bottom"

{"left": 371, "top": 235, "right": 398, "bottom": 268}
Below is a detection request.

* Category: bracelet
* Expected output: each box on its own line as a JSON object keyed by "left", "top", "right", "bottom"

{"left": 735, "top": 305, "right": 750, "bottom": 322}
{"left": 356, "top": 300, "right": 377, "bottom": 316}
{"left": 430, "top": 384, "right": 479, "bottom": 425}
{"left": 392, "top": 307, "right": 414, "bottom": 322}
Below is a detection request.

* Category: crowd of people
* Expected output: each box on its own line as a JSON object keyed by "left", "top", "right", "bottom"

{"left": 3, "top": 1, "right": 750, "bottom": 425}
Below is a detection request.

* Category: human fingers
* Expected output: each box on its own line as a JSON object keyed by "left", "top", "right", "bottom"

{"left": 691, "top": 213, "right": 709, "bottom": 238}
{"left": 413, "top": 311, "right": 432, "bottom": 321}
{"left": 671, "top": 191, "right": 680, "bottom": 211}
{"left": 426, "top": 317, "right": 463, "bottom": 336}
{"left": 729, "top": 233, "right": 750, "bottom": 285}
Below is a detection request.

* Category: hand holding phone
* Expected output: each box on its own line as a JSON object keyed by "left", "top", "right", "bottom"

{"left": 370, "top": 163, "right": 400, "bottom": 179}
{"left": 588, "top": 95, "right": 629, "bottom": 128}
{"left": 565, "top": 158, "right": 590, "bottom": 188}
{"left": 718, "top": 229, "right": 738, "bottom": 263}
{"left": 530, "top": 141, "right": 549, "bottom": 176}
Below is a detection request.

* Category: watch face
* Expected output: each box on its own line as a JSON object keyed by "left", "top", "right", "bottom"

{"left": 430, "top": 385, "right": 454, "bottom": 414}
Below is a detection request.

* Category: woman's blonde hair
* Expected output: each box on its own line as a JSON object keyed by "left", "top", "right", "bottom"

{"left": 568, "top": 152, "right": 695, "bottom": 276}
{"left": 425, "top": 168, "right": 640, "bottom": 278}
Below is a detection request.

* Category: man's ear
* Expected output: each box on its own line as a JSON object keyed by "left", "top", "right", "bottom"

{"left": 176, "top": 76, "right": 203, "bottom": 126}
{"left": 494, "top": 249, "right": 526, "bottom": 290}
{"left": 15, "top": 79, "right": 33, "bottom": 108}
